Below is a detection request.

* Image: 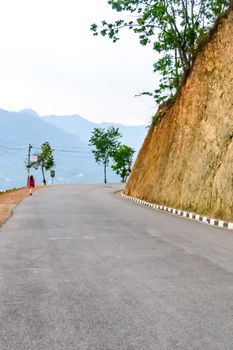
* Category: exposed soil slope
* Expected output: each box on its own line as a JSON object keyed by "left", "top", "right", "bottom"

{"left": 125, "top": 10, "right": 233, "bottom": 221}
{"left": 0, "top": 187, "right": 43, "bottom": 225}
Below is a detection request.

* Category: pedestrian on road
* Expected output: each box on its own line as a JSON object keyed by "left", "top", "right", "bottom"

{"left": 28, "top": 175, "right": 35, "bottom": 196}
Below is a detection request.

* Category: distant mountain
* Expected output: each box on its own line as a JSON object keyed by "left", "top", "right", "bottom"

{"left": 42, "top": 114, "right": 147, "bottom": 151}
{"left": 0, "top": 109, "right": 114, "bottom": 190}
{"left": 0, "top": 109, "right": 147, "bottom": 191}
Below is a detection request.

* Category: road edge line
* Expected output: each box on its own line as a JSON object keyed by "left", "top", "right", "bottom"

{"left": 121, "top": 192, "right": 233, "bottom": 231}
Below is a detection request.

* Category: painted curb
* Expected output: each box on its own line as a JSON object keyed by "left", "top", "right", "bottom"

{"left": 121, "top": 192, "right": 233, "bottom": 230}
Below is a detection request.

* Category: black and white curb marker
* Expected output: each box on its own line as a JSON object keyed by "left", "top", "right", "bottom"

{"left": 121, "top": 193, "right": 233, "bottom": 230}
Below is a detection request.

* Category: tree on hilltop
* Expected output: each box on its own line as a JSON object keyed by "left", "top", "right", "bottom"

{"left": 91, "top": 0, "right": 229, "bottom": 104}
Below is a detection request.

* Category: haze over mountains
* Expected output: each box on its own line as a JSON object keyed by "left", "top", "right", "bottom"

{"left": 0, "top": 108, "right": 147, "bottom": 191}
{"left": 43, "top": 114, "right": 147, "bottom": 151}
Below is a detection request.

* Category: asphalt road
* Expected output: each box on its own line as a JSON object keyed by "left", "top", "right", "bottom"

{"left": 0, "top": 184, "right": 233, "bottom": 350}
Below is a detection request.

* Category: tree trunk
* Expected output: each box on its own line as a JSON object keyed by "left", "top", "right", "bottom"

{"left": 41, "top": 166, "right": 46, "bottom": 185}
{"left": 174, "top": 48, "right": 180, "bottom": 89}
{"left": 104, "top": 161, "right": 107, "bottom": 184}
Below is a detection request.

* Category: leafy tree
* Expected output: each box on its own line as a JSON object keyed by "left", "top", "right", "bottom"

{"left": 112, "top": 144, "right": 135, "bottom": 183}
{"left": 91, "top": 0, "right": 229, "bottom": 103}
{"left": 89, "top": 127, "right": 122, "bottom": 183}
{"left": 34, "top": 142, "right": 55, "bottom": 185}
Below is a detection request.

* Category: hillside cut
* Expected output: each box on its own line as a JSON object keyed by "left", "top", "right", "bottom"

{"left": 125, "top": 9, "right": 233, "bottom": 221}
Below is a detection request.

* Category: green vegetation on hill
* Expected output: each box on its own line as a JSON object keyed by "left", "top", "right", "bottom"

{"left": 91, "top": 0, "right": 229, "bottom": 104}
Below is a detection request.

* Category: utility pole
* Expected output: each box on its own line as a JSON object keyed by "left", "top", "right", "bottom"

{"left": 27, "top": 144, "right": 33, "bottom": 185}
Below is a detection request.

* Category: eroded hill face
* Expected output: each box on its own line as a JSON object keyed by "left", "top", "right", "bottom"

{"left": 125, "top": 10, "right": 233, "bottom": 221}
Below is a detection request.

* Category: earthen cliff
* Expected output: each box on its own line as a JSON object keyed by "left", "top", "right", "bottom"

{"left": 125, "top": 9, "right": 233, "bottom": 221}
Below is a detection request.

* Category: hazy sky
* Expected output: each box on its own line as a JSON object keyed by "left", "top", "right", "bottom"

{"left": 0, "top": 0, "right": 157, "bottom": 125}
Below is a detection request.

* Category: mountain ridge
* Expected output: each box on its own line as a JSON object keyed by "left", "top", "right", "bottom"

{"left": 0, "top": 108, "right": 146, "bottom": 190}
{"left": 42, "top": 114, "right": 147, "bottom": 150}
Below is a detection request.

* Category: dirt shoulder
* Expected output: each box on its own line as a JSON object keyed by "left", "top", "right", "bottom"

{"left": 0, "top": 186, "right": 43, "bottom": 226}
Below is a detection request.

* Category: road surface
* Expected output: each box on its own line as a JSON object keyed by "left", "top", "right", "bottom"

{"left": 0, "top": 184, "right": 233, "bottom": 350}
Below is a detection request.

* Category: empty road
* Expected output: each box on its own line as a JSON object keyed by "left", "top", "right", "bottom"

{"left": 0, "top": 184, "right": 233, "bottom": 350}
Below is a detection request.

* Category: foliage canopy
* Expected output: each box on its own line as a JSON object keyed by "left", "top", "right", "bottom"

{"left": 89, "top": 127, "right": 122, "bottom": 183}
{"left": 34, "top": 142, "right": 55, "bottom": 184}
{"left": 91, "top": 0, "right": 229, "bottom": 103}
{"left": 112, "top": 144, "right": 135, "bottom": 183}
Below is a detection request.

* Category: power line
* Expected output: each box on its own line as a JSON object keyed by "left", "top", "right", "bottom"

{"left": 0, "top": 143, "right": 93, "bottom": 154}
{"left": 53, "top": 149, "right": 92, "bottom": 154}
{"left": 32, "top": 143, "right": 90, "bottom": 150}
{"left": 0, "top": 144, "right": 27, "bottom": 151}
{"left": 33, "top": 146, "right": 92, "bottom": 154}
{"left": 0, "top": 138, "right": 28, "bottom": 148}
{"left": 0, "top": 144, "right": 91, "bottom": 152}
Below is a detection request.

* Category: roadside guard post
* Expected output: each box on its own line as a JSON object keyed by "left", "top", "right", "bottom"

{"left": 50, "top": 170, "right": 55, "bottom": 184}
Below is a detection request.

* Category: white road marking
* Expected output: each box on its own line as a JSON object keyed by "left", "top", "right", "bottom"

{"left": 49, "top": 236, "right": 95, "bottom": 240}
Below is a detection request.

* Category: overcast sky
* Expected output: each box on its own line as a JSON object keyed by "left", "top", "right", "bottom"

{"left": 0, "top": 0, "right": 158, "bottom": 125}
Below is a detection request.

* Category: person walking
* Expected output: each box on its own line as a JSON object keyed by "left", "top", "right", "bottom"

{"left": 28, "top": 175, "right": 35, "bottom": 196}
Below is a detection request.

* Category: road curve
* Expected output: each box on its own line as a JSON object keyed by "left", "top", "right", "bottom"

{"left": 0, "top": 184, "right": 233, "bottom": 350}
